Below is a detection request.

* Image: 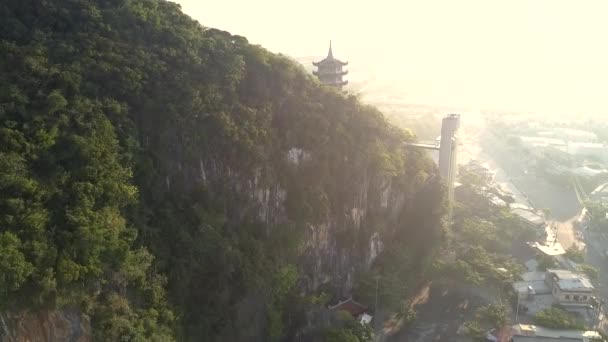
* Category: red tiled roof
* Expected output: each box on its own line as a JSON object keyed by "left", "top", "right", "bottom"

{"left": 328, "top": 297, "right": 367, "bottom": 317}
{"left": 488, "top": 326, "right": 517, "bottom": 342}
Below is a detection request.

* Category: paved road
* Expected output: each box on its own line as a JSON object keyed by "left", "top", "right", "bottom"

{"left": 479, "top": 131, "right": 581, "bottom": 221}
{"left": 481, "top": 128, "right": 608, "bottom": 329}
{"left": 554, "top": 218, "right": 580, "bottom": 250}
{"left": 386, "top": 120, "right": 604, "bottom": 340}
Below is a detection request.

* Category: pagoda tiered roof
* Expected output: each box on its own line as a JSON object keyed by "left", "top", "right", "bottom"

{"left": 322, "top": 80, "right": 348, "bottom": 87}
{"left": 312, "top": 70, "right": 348, "bottom": 77}
{"left": 312, "top": 41, "right": 348, "bottom": 66}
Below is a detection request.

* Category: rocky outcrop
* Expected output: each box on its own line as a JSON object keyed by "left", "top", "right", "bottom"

{"left": 173, "top": 148, "right": 430, "bottom": 297}
{"left": 2, "top": 310, "right": 91, "bottom": 342}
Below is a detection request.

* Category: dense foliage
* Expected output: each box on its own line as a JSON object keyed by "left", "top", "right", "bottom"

{"left": 475, "top": 303, "right": 508, "bottom": 327}
{"left": 533, "top": 308, "right": 585, "bottom": 330}
{"left": 461, "top": 303, "right": 509, "bottom": 341}
{"left": 0, "top": 0, "right": 444, "bottom": 340}
{"left": 442, "top": 170, "right": 531, "bottom": 286}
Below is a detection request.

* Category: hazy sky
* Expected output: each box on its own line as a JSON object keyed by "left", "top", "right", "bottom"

{"left": 175, "top": 0, "right": 608, "bottom": 117}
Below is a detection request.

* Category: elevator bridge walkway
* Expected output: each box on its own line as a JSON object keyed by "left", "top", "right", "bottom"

{"left": 406, "top": 141, "right": 440, "bottom": 150}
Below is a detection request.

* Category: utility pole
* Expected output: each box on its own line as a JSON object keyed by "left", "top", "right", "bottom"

{"left": 552, "top": 223, "right": 558, "bottom": 246}
{"left": 515, "top": 292, "right": 521, "bottom": 323}
{"left": 0, "top": 313, "right": 12, "bottom": 342}
{"left": 375, "top": 275, "right": 379, "bottom": 312}
{"left": 374, "top": 275, "right": 380, "bottom": 331}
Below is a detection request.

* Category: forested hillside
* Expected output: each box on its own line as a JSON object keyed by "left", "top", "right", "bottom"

{"left": 0, "top": 0, "right": 445, "bottom": 341}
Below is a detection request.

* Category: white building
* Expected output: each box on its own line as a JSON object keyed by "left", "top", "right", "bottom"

{"left": 511, "top": 207, "right": 545, "bottom": 229}
{"left": 566, "top": 142, "right": 608, "bottom": 162}
{"left": 537, "top": 128, "right": 598, "bottom": 143}
{"left": 512, "top": 269, "right": 595, "bottom": 315}
{"left": 511, "top": 324, "right": 601, "bottom": 342}
{"left": 546, "top": 269, "right": 594, "bottom": 306}
{"left": 590, "top": 183, "right": 608, "bottom": 205}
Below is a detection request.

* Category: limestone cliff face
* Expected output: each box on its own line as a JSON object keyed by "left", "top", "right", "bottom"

{"left": 1, "top": 310, "right": 91, "bottom": 342}
{"left": 166, "top": 142, "right": 436, "bottom": 298}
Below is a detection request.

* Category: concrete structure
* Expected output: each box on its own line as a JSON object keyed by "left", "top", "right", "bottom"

{"left": 546, "top": 269, "right": 594, "bottom": 306}
{"left": 571, "top": 166, "right": 608, "bottom": 178}
{"left": 528, "top": 242, "right": 566, "bottom": 256}
{"left": 513, "top": 269, "right": 595, "bottom": 316}
{"left": 312, "top": 41, "right": 348, "bottom": 88}
{"left": 328, "top": 297, "right": 373, "bottom": 324}
{"left": 519, "top": 136, "right": 608, "bottom": 166}
{"left": 405, "top": 114, "right": 461, "bottom": 215}
{"left": 538, "top": 128, "right": 598, "bottom": 143}
{"left": 509, "top": 324, "right": 601, "bottom": 342}
{"left": 590, "top": 183, "right": 608, "bottom": 204}
{"left": 511, "top": 208, "right": 546, "bottom": 229}
{"left": 438, "top": 114, "right": 461, "bottom": 205}
{"left": 486, "top": 324, "right": 602, "bottom": 342}
{"left": 567, "top": 142, "right": 608, "bottom": 162}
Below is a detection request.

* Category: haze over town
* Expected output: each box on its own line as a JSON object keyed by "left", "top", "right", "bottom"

{"left": 177, "top": 0, "right": 608, "bottom": 118}
{"left": 4, "top": 1, "right": 608, "bottom": 341}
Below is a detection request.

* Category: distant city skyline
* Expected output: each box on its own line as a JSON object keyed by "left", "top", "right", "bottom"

{"left": 175, "top": 0, "right": 608, "bottom": 118}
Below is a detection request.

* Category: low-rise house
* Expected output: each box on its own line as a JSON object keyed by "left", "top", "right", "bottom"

{"left": 571, "top": 166, "right": 608, "bottom": 179}
{"left": 546, "top": 269, "right": 594, "bottom": 306}
{"left": 590, "top": 183, "right": 608, "bottom": 206}
{"left": 486, "top": 324, "right": 603, "bottom": 342}
{"left": 510, "top": 323, "right": 602, "bottom": 342}
{"left": 492, "top": 185, "right": 515, "bottom": 203}
{"left": 328, "top": 297, "right": 372, "bottom": 325}
{"left": 511, "top": 208, "right": 545, "bottom": 229}
{"left": 567, "top": 142, "right": 608, "bottom": 163}
{"left": 512, "top": 269, "right": 595, "bottom": 315}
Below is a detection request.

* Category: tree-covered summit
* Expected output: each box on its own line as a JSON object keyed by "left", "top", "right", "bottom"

{"left": 0, "top": 1, "right": 444, "bottom": 340}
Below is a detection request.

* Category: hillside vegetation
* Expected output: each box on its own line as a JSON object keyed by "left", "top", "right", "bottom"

{"left": 0, "top": 0, "right": 445, "bottom": 340}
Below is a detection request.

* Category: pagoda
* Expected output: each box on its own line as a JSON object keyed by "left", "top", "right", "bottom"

{"left": 313, "top": 41, "right": 348, "bottom": 88}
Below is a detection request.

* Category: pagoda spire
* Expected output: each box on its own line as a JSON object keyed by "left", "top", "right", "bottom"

{"left": 327, "top": 40, "right": 333, "bottom": 59}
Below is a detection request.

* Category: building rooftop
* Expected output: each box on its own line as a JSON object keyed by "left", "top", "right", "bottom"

{"left": 520, "top": 136, "right": 567, "bottom": 147}
{"left": 487, "top": 326, "right": 518, "bottom": 342}
{"left": 590, "top": 183, "right": 608, "bottom": 202}
{"left": 571, "top": 166, "right": 608, "bottom": 178}
{"left": 328, "top": 297, "right": 367, "bottom": 317}
{"left": 511, "top": 203, "right": 534, "bottom": 210}
{"left": 489, "top": 195, "right": 507, "bottom": 207}
{"left": 512, "top": 208, "right": 545, "bottom": 226}
{"left": 513, "top": 323, "right": 602, "bottom": 341}
{"left": 569, "top": 142, "right": 605, "bottom": 149}
{"left": 529, "top": 242, "right": 565, "bottom": 256}
{"left": 547, "top": 269, "right": 582, "bottom": 280}
{"left": 592, "top": 182, "right": 608, "bottom": 194}
{"left": 513, "top": 280, "right": 551, "bottom": 295}
{"left": 535, "top": 128, "right": 598, "bottom": 145}
{"left": 547, "top": 269, "right": 594, "bottom": 292}
{"left": 557, "top": 278, "right": 594, "bottom": 292}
